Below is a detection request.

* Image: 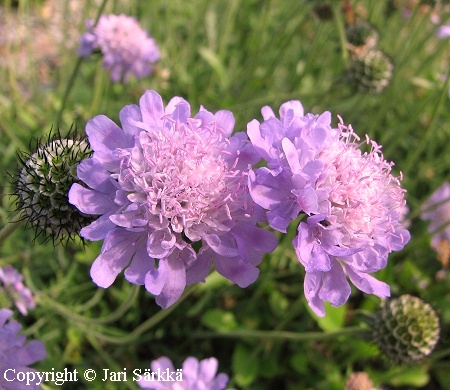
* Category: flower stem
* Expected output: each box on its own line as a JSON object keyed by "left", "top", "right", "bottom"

{"left": 107, "top": 284, "right": 197, "bottom": 345}
{"left": 0, "top": 214, "right": 22, "bottom": 246}
{"left": 191, "top": 326, "right": 369, "bottom": 341}
{"left": 404, "top": 64, "right": 450, "bottom": 176}
{"left": 331, "top": 0, "right": 349, "bottom": 63}
{"left": 54, "top": 0, "right": 109, "bottom": 128}
{"left": 44, "top": 284, "right": 197, "bottom": 345}
{"left": 38, "top": 284, "right": 140, "bottom": 325}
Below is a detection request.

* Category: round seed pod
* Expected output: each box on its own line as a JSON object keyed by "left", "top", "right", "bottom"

{"left": 347, "top": 49, "right": 394, "bottom": 94}
{"left": 346, "top": 21, "right": 379, "bottom": 50}
{"left": 11, "top": 131, "right": 95, "bottom": 244}
{"left": 372, "top": 295, "right": 440, "bottom": 364}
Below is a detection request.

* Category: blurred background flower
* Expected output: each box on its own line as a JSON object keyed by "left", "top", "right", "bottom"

{"left": 0, "top": 309, "right": 47, "bottom": 390}
{"left": 78, "top": 14, "right": 161, "bottom": 83}
{"left": 138, "top": 356, "right": 230, "bottom": 390}
{"left": 0, "top": 265, "right": 35, "bottom": 315}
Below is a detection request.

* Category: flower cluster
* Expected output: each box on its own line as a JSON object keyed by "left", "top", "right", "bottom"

{"left": 78, "top": 14, "right": 161, "bottom": 82}
{"left": 138, "top": 356, "right": 230, "bottom": 390}
{"left": 0, "top": 309, "right": 47, "bottom": 390}
{"left": 247, "top": 101, "right": 410, "bottom": 316}
{"left": 0, "top": 265, "right": 35, "bottom": 315}
{"left": 69, "top": 90, "right": 277, "bottom": 308}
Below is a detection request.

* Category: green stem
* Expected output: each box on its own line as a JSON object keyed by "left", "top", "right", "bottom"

{"left": 331, "top": 0, "right": 349, "bottom": 63}
{"left": 85, "top": 334, "right": 137, "bottom": 390}
{"left": 191, "top": 326, "right": 369, "bottom": 342}
{"left": 50, "top": 284, "right": 197, "bottom": 345}
{"left": 0, "top": 214, "right": 22, "bottom": 246}
{"left": 38, "top": 284, "right": 140, "bottom": 325}
{"left": 54, "top": 0, "right": 109, "bottom": 128}
{"left": 404, "top": 64, "right": 450, "bottom": 176}
{"left": 110, "top": 284, "right": 197, "bottom": 345}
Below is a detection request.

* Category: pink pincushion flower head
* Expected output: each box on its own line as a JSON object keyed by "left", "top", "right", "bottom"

{"left": 247, "top": 101, "right": 410, "bottom": 316}
{"left": 69, "top": 90, "right": 277, "bottom": 308}
{"left": 78, "top": 14, "right": 161, "bottom": 83}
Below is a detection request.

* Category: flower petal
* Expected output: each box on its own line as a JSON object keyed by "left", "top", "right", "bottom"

{"left": 68, "top": 184, "right": 116, "bottom": 214}
{"left": 80, "top": 212, "right": 116, "bottom": 240}
{"left": 344, "top": 265, "right": 390, "bottom": 298}
{"left": 318, "top": 260, "right": 351, "bottom": 308}
{"left": 214, "top": 253, "right": 259, "bottom": 287}
{"left": 86, "top": 115, "right": 129, "bottom": 153}
{"left": 139, "top": 90, "right": 164, "bottom": 129}
{"left": 124, "top": 243, "right": 155, "bottom": 285}
{"left": 90, "top": 229, "right": 139, "bottom": 288}
{"left": 214, "top": 110, "right": 235, "bottom": 136}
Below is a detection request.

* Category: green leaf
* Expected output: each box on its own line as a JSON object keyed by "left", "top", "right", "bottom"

{"left": 374, "top": 366, "right": 430, "bottom": 388}
{"left": 388, "top": 366, "right": 429, "bottom": 387}
{"left": 201, "top": 309, "right": 238, "bottom": 332}
{"left": 232, "top": 343, "right": 258, "bottom": 387}
{"left": 306, "top": 301, "right": 346, "bottom": 331}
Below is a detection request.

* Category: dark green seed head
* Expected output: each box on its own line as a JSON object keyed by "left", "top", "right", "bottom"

{"left": 372, "top": 295, "right": 440, "bottom": 364}
{"left": 346, "top": 21, "right": 379, "bottom": 49}
{"left": 11, "top": 130, "right": 95, "bottom": 245}
{"left": 347, "top": 49, "right": 394, "bottom": 94}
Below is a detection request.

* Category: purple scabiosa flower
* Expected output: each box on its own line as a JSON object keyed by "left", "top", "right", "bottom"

{"left": 0, "top": 309, "right": 47, "bottom": 390}
{"left": 421, "top": 182, "right": 450, "bottom": 250}
{"left": 69, "top": 90, "right": 277, "bottom": 308}
{"left": 78, "top": 14, "right": 161, "bottom": 83}
{"left": 137, "top": 356, "right": 230, "bottom": 390}
{"left": 0, "top": 265, "right": 35, "bottom": 315}
{"left": 247, "top": 101, "right": 410, "bottom": 316}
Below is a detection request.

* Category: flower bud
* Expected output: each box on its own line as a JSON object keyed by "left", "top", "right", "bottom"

{"left": 372, "top": 295, "right": 440, "bottom": 364}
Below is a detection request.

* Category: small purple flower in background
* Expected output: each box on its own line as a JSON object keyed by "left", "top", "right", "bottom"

{"left": 0, "top": 309, "right": 47, "bottom": 390}
{"left": 421, "top": 182, "right": 450, "bottom": 265}
{"left": 247, "top": 101, "right": 410, "bottom": 316}
{"left": 0, "top": 265, "right": 35, "bottom": 316}
{"left": 436, "top": 24, "right": 450, "bottom": 38}
{"left": 78, "top": 14, "right": 161, "bottom": 82}
{"left": 138, "top": 356, "right": 231, "bottom": 390}
{"left": 69, "top": 90, "right": 277, "bottom": 308}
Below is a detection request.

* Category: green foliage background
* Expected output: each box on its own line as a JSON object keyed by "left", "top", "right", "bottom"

{"left": 1, "top": 0, "right": 450, "bottom": 389}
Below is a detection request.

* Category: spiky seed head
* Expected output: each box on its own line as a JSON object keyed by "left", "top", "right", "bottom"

{"left": 347, "top": 49, "right": 394, "bottom": 94}
{"left": 11, "top": 130, "right": 94, "bottom": 244}
{"left": 372, "top": 295, "right": 440, "bottom": 364}
{"left": 346, "top": 21, "right": 379, "bottom": 50}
